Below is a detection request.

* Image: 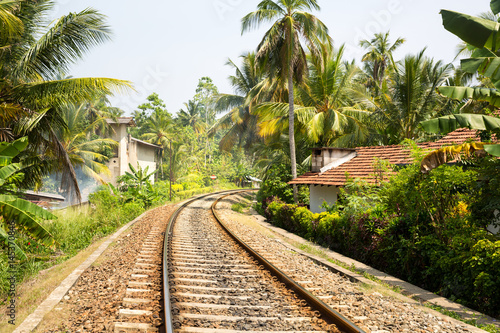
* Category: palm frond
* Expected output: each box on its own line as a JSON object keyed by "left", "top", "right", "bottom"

{"left": 14, "top": 7, "right": 112, "bottom": 80}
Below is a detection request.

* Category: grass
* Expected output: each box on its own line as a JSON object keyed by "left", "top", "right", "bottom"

{"left": 0, "top": 193, "right": 143, "bottom": 302}
{"left": 425, "top": 304, "right": 500, "bottom": 333}
{"left": 0, "top": 235, "right": 111, "bottom": 333}
{"left": 230, "top": 193, "right": 255, "bottom": 214}
{"left": 231, "top": 202, "right": 246, "bottom": 213}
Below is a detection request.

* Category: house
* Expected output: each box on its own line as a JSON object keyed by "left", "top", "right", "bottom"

{"left": 22, "top": 190, "right": 65, "bottom": 209}
{"left": 245, "top": 176, "right": 262, "bottom": 189}
{"left": 105, "top": 117, "right": 162, "bottom": 185}
{"left": 290, "top": 129, "right": 488, "bottom": 213}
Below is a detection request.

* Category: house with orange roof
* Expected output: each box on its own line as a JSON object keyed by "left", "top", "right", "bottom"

{"left": 289, "top": 129, "right": 488, "bottom": 213}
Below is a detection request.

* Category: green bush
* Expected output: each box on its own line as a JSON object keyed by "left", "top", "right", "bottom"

{"left": 1, "top": 186, "right": 152, "bottom": 297}
{"left": 171, "top": 184, "right": 184, "bottom": 192}
{"left": 256, "top": 164, "right": 309, "bottom": 214}
{"left": 262, "top": 160, "right": 500, "bottom": 319}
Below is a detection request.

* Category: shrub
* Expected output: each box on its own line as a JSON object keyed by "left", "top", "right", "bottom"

{"left": 256, "top": 164, "right": 309, "bottom": 214}
{"left": 261, "top": 159, "right": 500, "bottom": 318}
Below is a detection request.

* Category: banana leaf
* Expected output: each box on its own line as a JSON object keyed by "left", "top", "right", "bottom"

{"left": 485, "top": 144, "right": 500, "bottom": 156}
{"left": 461, "top": 57, "right": 500, "bottom": 89}
{"left": 491, "top": 0, "right": 500, "bottom": 15}
{"left": 0, "top": 195, "right": 57, "bottom": 247}
{"left": 0, "top": 163, "right": 21, "bottom": 187}
{"left": 421, "top": 113, "right": 500, "bottom": 134}
{"left": 440, "top": 10, "right": 500, "bottom": 51}
{"left": 421, "top": 142, "right": 491, "bottom": 173}
{"left": 0, "top": 226, "right": 28, "bottom": 261}
{"left": 0, "top": 137, "right": 28, "bottom": 166}
{"left": 437, "top": 86, "right": 500, "bottom": 108}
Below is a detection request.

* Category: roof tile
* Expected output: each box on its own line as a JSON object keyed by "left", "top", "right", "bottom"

{"left": 290, "top": 129, "right": 495, "bottom": 186}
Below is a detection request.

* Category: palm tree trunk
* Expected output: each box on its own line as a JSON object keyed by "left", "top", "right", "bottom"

{"left": 288, "top": 65, "right": 298, "bottom": 203}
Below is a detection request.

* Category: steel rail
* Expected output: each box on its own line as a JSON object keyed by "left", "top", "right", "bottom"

{"left": 162, "top": 190, "right": 243, "bottom": 333}
{"left": 211, "top": 191, "right": 365, "bottom": 333}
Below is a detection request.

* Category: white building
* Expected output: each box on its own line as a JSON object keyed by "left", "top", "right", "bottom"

{"left": 290, "top": 129, "right": 494, "bottom": 214}
{"left": 105, "top": 117, "right": 162, "bottom": 185}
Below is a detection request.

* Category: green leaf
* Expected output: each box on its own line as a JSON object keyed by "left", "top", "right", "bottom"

{"left": 0, "top": 227, "right": 28, "bottom": 261}
{"left": 0, "top": 163, "right": 21, "bottom": 187}
{"left": 440, "top": 10, "right": 500, "bottom": 50}
{"left": 420, "top": 113, "right": 500, "bottom": 134}
{"left": 491, "top": 0, "right": 500, "bottom": 15}
{"left": 461, "top": 57, "right": 500, "bottom": 86}
{"left": 437, "top": 86, "right": 500, "bottom": 107}
{"left": 484, "top": 144, "right": 500, "bottom": 156}
{"left": 0, "top": 137, "right": 29, "bottom": 164}
{"left": 471, "top": 48, "right": 497, "bottom": 58}
{"left": 0, "top": 196, "right": 57, "bottom": 247}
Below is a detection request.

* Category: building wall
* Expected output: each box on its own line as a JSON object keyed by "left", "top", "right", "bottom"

{"left": 104, "top": 124, "right": 158, "bottom": 185}
{"left": 309, "top": 185, "right": 339, "bottom": 213}
{"left": 131, "top": 141, "right": 157, "bottom": 184}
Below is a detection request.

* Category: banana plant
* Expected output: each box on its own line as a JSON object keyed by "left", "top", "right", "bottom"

{"left": 438, "top": 0, "right": 500, "bottom": 101}
{"left": 420, "top": 142, "right": 491, "bottom": 173}
{"left": 0, "top": 138, "right": 57, "bottom": 260}
{"left": 418, "top": 1, "right": 500, "bottom": 171}
{"left": 421, "top": 113, "right": 500, "bottom": 157}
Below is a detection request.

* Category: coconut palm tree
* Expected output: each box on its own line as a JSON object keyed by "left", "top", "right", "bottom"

{"left": 210, "top": 52, "right": 265, "bottom": 151}
{"left": 142, "top": 109, "right": 173, "bottom": 148}
{"left": 0, "top": 0, "right": 131, "bottom": 201}
{"left": 255, "top": 44, "right": 375, "bottom": 148}
{"left": 242, "top": 0, "right": 332, "bottom": 202}
{"left": 371, "top": 50, "right": 454, "bottom": 144}
{"left": 177, "top": 101, "right": 205, "bottom": 134}
{"left": 54, "top": 103, "right": 117, "bottom": 202}
{"left": 359, "top": 32, "right": 405, "bottom": 90}
{"left": 296, "top": 44, "right": 374, "bottom": 147}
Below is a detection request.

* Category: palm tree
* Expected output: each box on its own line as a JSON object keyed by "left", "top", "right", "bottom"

{"left": 141, "top": 108, "right": 172, "bottom": 180}
{"left": 0, "top": 0, "right": 131, "bottom": 201}
{"left": 142, "top": 109, "right": 172, "bottom": 147}
{"left": 255, "top": 44, "right": 375, "bottom": 148}
{"left": 359, "top": 32, "right": 405, "bottom": 89}
{"left": 54, "top": 103, "right": 117, "bottom": 202}
{"left": 371, "top": 50, "right": 454, "bottom": 144}
{"left": 210, "top": 52, "right": 265, "bottom": 151}
{"left": 242, "top": 0, "right": 332, "bottom": 202}
{"left": 177, "top": 101, "right": 205, "bottom": 134}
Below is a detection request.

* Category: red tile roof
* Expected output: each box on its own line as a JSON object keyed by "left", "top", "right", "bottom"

{"left": 289, "top": 129, "right": 489, "bottom": 186}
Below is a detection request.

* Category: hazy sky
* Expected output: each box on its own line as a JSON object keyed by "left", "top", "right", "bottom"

{"left": 52, "top": 0, "right": 483, "bottom": 115}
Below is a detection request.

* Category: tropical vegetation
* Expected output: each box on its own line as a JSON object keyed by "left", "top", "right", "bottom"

{"left": 1, "top": 0, "right": 500, "bottom": 327}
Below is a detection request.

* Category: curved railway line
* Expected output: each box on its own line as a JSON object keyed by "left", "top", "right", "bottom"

{"left": 108, "top": 190, "right": 479, "bottom": 333}
{"left": 24, "top": 190, "right": 487, "bottom": 332}
{"left": 162, "top": 191, "right": 363, "bottom": 333}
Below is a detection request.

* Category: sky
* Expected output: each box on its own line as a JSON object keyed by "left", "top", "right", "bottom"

{"left": 52, "top": 0, "right": 484, "bottom": 116}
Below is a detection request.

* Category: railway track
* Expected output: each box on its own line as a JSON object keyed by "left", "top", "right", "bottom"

{"left": 163, "top": 191, "right": 364, "bottom": 333}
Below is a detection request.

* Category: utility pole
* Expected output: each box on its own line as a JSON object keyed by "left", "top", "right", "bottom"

{"left": 169, "top": 139, "right": 173, "bottom": 202}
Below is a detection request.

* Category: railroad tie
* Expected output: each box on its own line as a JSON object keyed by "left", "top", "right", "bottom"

{"left": 113, "top": 227, "right": 162, "bottom": 333}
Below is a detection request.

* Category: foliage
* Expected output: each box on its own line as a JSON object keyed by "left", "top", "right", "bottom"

{"left": 242, "top": 0, "right": 333, "bottom": 202}
{"left": 0, "top": 1, "right": 131, "bottom": 201}
{"left": 370, "top": 50, "right": 455, "bottom": 144}
{"left": 211, "top": 52, "right": 264, "bottom": 152}
{"left": 359, "top": 31, "right": 405, "bottom": 90}
{"left": 262, "top": 159, "right": 500, "bottom": 318}
{"left": 421, "top": 113, "right": 500, "bottom": 157}
{"left": 0, "top": 138, "right": 57, "bottom": 256}
{"left": 255, "top": 163, "right": 309, "bottom": 209}
{"left": 428, "top": 1, "right": 500, "bottom": 157}
{"left": 469, "top": 156, "right": 500, "bottom": 229}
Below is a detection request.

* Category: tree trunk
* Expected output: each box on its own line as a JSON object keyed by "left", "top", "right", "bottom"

{"left": 288, "top": 65, "right": 298, "bottom": 203}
